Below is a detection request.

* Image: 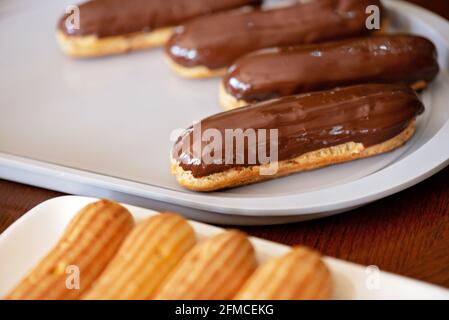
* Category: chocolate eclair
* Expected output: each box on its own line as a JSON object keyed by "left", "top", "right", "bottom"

{"left": 56, "top": 0, "right": 261, "bottom": 57}
{"left": 165, "top": 0, "right": 385, "bottom": 78}
{"left": 221, "top": 35, "right": 439, "bottom": 109}
{"left": 171, "top": 84, "right": 424, "bottom": 192}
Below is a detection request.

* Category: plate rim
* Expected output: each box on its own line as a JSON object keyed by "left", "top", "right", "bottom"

{"left": 1, "top": 0, "right": 449, "bottom": 217}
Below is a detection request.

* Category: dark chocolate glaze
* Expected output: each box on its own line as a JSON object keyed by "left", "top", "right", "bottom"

{"left": 224, "top": 35, "right": 440, "bottom": 102}
{"left": 173, "top": 84, "right": 424, "bottom": 178}
{"left": 57, "top": 0, "right": 261, "bottom": 38}
{"left": 166, "top": 0, "right": 384, "bottom": 69}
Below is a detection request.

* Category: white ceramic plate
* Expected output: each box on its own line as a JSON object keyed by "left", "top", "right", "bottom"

{"left": 1, "top": 196, "right": 448, "bottom": 300}
{"left": 1, "top": 0, "right": 449, "bottom": 225}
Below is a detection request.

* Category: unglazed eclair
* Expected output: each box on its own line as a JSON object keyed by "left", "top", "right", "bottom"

{"left": 56, "top": 0, "right": 261, "bottom": 57}
{"left": 83, "top": 213, "right": 195, "bottom": 300}
{"left": 5, "top": 200, "right": 134, "bottom": 300}
{"left": 171, "top": 84, "right": 424, "bottom": 192}
{"left": 221, "top": 35, "right": 439, "bottom": 109}
{"left": 165, "top": 0, "right": 385, "bottom": 78}
{"left": 235, "top": 247, "right": 332, "bottom": 300}
{"left": 155, "top": 230, "right": 257, "bottom": 300}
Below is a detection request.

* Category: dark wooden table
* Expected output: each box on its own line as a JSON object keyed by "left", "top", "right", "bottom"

{"left": 1, "top": 0, "right": 449, "bottom": 289}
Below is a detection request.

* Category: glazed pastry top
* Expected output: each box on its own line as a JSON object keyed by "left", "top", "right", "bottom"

{"left": 58, "top": 0, "right": 261, "bottom": 38}
{"left": 224, "top": 35, "right": 439, "bottom": 101}
{"left": 173, "top": 84, "right": 424, "bottom": 177}
{"left": 166, "top": 0, "right": 384, "bottom": 69}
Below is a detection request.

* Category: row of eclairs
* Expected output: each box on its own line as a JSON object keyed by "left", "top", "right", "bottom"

{"left": 56, "top": 0, "right": 440, "bottom": 191}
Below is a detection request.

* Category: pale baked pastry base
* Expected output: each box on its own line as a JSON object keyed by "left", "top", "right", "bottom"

{"left": 56, "top": 27, "right": 173, "bottom": 58}
{"left": 219, "top": 82, "right": 251, "bottom": 110}
{"left": 219, "top": 80, "right": 428, "bottom": 110}
{"left": 164, "top": 55, "right": 227, "bottom": 79}
{"left": 171, "top": 122, "right": 415, "bottom": 192}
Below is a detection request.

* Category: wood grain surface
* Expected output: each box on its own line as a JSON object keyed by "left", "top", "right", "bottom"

{"left": 1, "top": 0, "right": 449, "bottom": 290}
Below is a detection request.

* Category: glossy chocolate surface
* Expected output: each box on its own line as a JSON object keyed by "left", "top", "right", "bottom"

{"left": 173, "top": 84, "right": 424, "bottom": 177}
{"left": 224, "top": 35, "right": 440, "bottom": 101}
{"left": 58, "top": 0, "right": 261, "bottom": 38}
{"left": 166, "top": 0, "right": 384, "bottom": 69}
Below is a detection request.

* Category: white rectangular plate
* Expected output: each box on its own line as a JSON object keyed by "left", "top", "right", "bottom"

{"left": 1, "top": 0, "right": 449, "bottom": 225}
{"left": 1, "top": 196, "right": 448, "bottom": 300}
